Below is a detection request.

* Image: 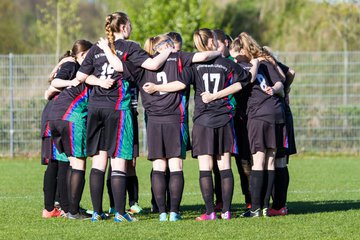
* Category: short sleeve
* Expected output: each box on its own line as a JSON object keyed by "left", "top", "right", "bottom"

{"left": 55, "top": 62, "right": 77, "bottom": 80}
{"left": 180, "top": 66, "right": 194, "bottom": 86}
{"left": 265, "top": 61, "right": 285, "bottom": 85}
{"left": 179, "top": 52, "right": 195, "bottom": 67}
{"left": 126, "top": 42, "right": 150, "bottom": 67}
{"left": 229, "top": 60, "right": 250, "bottom": 87}
{"left": 277, "top": 61, "right": 289, "bottom": 75}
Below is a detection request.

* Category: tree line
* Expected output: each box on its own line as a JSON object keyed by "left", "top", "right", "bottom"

{"left": 1, "top": 0, "right": 359, "bottom": 54}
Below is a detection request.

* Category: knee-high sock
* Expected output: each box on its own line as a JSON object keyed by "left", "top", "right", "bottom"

{"left": 220, "top": 169, "right": 234, "bottom": 213}
{"left": 111, "top": 170, "right": 127, "bottom": 215}
{"left": 69, "top": 169, "right": 85, "bottom": 214}
{"left": 152, "top": 171, "right": 167, "bottom": 214}
{"left": 250, "top": 170, "right": 264, "bottom": 211}
{"left": 57, "top": 161, "right": 70, "bottom": 213}
{"left": 106, "top": 166, "right": 114, "bottom": 209}
{"left": 263, "top": 170, "right": 275, "bottom": 209}
{"left": 127, "top": 176, "right": 139, "bottom": 206}
{"left": 43, "top": 160, "right": 58, "bottom": 211}
{"left": 169, "top": 171, "right": 184, "bottom": 213}
{"left": 213, "top": 163, "right": 222, "bottom": 204}
{"left": 90, "top": 168, "right": 105, "bottom": 213}
{"left": 199, "top": 171, "right": 214, "bottom": 214}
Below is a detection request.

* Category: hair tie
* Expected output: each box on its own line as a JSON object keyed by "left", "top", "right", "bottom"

{"left": 69, "top": 50, "right": 73, "bottom": 55}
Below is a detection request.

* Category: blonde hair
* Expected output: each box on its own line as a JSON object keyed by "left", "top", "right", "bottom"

{"left": 144, "top": 34, "right": 172, "bottom": 55}
{"left": 193, "top": 28, "right": 216, "bottom": 52}
{"left": 230, "top": 32, "right": 275, "bottom": 64}
{"left": 105, "top": 12, "right": 129, "bottom": 54}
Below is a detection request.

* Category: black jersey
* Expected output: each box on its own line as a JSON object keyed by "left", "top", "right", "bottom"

{"left": 246, "top": 61, "right": 285, "bottom": 124}
{"left": 124, "top": 52, "right": 194, "bottom": 123}
{"left": 49, "top": 62, "right": 90, "bottom": 121}
{"left": 183, "top": 56, "right": 250, "bottom": 128}
{"left": 41, "top": 100, "right": 54, "bottom": 138}
{"left": 79, "top": 39, "right": 149, "bottom": 110}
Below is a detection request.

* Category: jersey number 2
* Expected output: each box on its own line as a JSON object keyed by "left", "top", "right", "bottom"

{"left": 156, "top": 71, "right": 168, "bottom": 95}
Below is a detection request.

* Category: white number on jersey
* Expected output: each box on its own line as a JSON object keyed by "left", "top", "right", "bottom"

{"left": 156, "top": 71, "right": 168, "bottom": 95}
{"left": 202, "top": 73, "right": 221, "bottom": 93}
{"left": 256, "top": 73, "right": 268, "bottom": 91}
{"left": 100, "top": 63, "right": 115, "bottom": 80}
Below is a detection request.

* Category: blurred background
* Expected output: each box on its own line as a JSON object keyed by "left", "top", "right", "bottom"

{"left": 0, "top": 0, "right": 359, "bottom": 156}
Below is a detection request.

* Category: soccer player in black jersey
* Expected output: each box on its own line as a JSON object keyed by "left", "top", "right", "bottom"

{"left": 143, "top": 29, "right": 256, "bottom": 221}
{"left": 76, "top": 12, "right": 174, "bottom": 223}
{"left": 263, "top": 46, "right": 296, "bottom": 216}
{"left": 98, "top": 33, "right": 220, "bottom": 221}
{"left": 48, "top": 40, "right": 93, "bottom": 219}
{"left": 230, "top": 32, "right": 286, "bottom": 217}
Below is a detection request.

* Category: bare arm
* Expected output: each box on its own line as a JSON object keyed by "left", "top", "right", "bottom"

{"left": 97, "top": 38, "right": 124, "bottom": 72}
{"left": 192, "top": 51, "right": 221, "bottom": 63}
{"left": 142, "top": 81, "right": 186, "bottom": 94}
{"left": 44, "top": 85, "right": 61, "bottom": 100}
{"left": 265, "top": 81, "right": 284, "bottom": 98}
{"left": 85, "top": 74, "right": 115, "bottom": 89}
{"left": 51, "top": 78, "right": 80, "bottom": 88}
{"left": 249, "top": 58, "right": 260, "bottom": 83}
{"left": 201, "top": 82, "right": 242, "bottom": 104}
{"left": 141, "top": 48, "right": 174, "bottom": 70}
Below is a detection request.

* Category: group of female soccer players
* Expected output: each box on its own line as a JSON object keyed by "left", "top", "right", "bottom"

{"left": 41, "top": 11, "right": 296, "bottom": 222}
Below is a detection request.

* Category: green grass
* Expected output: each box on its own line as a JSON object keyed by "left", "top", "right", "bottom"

{"left": 1, "top": 154, "right": 360, "bottom": 239}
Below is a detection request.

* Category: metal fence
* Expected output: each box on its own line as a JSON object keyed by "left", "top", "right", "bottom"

{"left": 0, "top": 52, "right": 359, "bottom": 157}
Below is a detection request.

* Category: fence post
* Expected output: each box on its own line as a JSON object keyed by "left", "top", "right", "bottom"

{"left": 343, "top": 50, "right": 348, "bottom": 129}
{"left": 9, "top": 53, "right": 14, "bottom": 157}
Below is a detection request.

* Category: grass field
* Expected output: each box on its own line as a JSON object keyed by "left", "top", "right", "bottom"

{"left": 0, "top": 154, "right": 360, "bottom": 240}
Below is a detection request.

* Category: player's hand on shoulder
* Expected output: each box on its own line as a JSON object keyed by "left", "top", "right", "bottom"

{"left": 97, "top": 37, "right": 110, "bottom": 51}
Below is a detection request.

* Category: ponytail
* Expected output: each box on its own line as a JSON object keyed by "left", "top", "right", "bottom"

{"left": 105, "top": 14, "right": 116, "bottom": 54}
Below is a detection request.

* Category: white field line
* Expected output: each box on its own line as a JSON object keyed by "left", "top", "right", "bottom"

{"left": 1, "top": 189, "right": 360, "bottom": 200}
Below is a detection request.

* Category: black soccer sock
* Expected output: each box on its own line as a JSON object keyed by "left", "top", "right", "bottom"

{"left": 150, "top": 169, "right": 158, "bottom": 211}
{"left": 250, "top": 170, "right": 264, "bottom": 211}
{"left": 169, "top": 171, "right": 184, "bottom": 213}
{"left": 106, "top": 166, "right": 114, "bottom": 208}
{"left": 127, "top": 176, "right": 139, "bottom": 206}
{"left": 152, "top": 170, "right": 167, "bottom": 214}
{"left": 284, "top": 166, "right": 290, "bottom": 207}
{"left": 165, "top": 167, "right": 171, "bottom": 211}
{"left": 199, "top": 171, "right": 215, "bottom": 214}
{"left": 66, "top": 166, "right": 72, "bottom": 205}
{"left": 235, "top": 156, "right": 252, "bottom": 205}
{"left": 90, "top": 168, "right": 105, "bottom": 213}
{"left": 57, "top": 161, "right": 70, "bottom": 213}
{"left": 43, "top": 160, "right": 58, "bottom": 211}
{"left": 213, "top": 162, "right": 222, "bottom": 204}
{"left": 111, "top": 170, "right": 127, "bottom": 215}
{"left": 69, "top": 169, "right": 85, "bottom": 215}
{"left": 263, "top": 170, "right": 275, "bottom": 209}
{"left": 220, "top": 169, "right": 234, "bottom": 213}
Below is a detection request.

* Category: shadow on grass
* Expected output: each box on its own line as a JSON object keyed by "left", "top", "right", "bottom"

{"left": 287, "top": 200, "right": 360, "bottom": 214}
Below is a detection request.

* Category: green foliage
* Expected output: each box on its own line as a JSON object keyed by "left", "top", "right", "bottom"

{"left": 35, "top": 0, "right": 82, "bottom": 57}
{"left": 1, "top": 155, "right": 360, "bottom": 239}
{"left": 117, "top": 0, "right": 221, "bottom": 51}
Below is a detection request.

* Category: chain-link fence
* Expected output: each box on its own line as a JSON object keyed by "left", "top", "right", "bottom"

{"left": 0, "top": 52, "right": 359, "bottom": 157}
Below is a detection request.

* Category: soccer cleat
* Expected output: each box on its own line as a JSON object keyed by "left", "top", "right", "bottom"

{"left": 68, "top": 211, "right": 92, "bottom": 220}
{"left": 220, "top": 211, "right": 231, "bottom": 220}
{"left": 108, "top": 207, "right": 116, "bottom": 215}
{"left": 91, "top": 212, "right": 107, "bottom": 222}
{"left": 195, "top": 212, "right": 217, "bottom": 221}
{"left": 114, "top": 212, "right": 138, "bottom": 223}
{"left": 129, "top": 203, "right": 143, "bottom": 214}
{"left": 151, "top": 204, "right": 159, "bottom": 213}
{"left": 169, "top": 212, "right": 182, "bottom": 222}
{"left": 60, "top": 210, "right": 68, "bottom": 218}
{"left": 214, "top": 202, "right": 223, "bottom": 212}
{"left": 240, "top": 208, "right": 262, "bottom": 218}
{"left": 262, "top": 208, "right": 269, "bottom": 217}
{"left": 42, "top": 208, "right": 62, "bottom": 218}
{"left": 268, "top": 207, "right": 288, "bottom": 216}
{"left": 159, "top": 212, "right": 168, "bottom": 222}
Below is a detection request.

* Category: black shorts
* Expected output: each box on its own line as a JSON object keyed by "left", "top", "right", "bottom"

{"left": 192, "top": 122, "right": 234, "bottom": 157}
{"left": 49, "top": 120, "right": 87, "bottom": 157}
{"left": 87, "top": 108, "right": 133, "bottom": 160}
{"left": 41, "top": 137, "right": 52, "bottom": 165}
{"left": 233, "top": 114, "right": 251, "bottom": 160}
{"left": 275, "top": 123, "right": 287, "bottom": 158}
{"left": 147, "top": 121, "right": 186, "bottom": 160}
{"left": 247, "top": 119, "right": 278, "bottom": 154}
